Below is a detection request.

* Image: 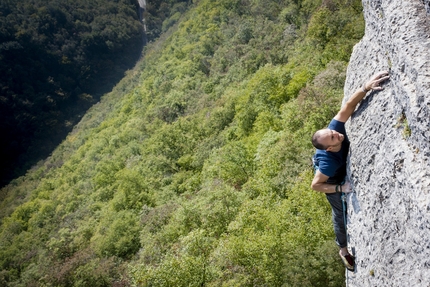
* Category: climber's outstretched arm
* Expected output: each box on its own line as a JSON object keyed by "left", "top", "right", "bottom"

{"left": 334, "top": 71, "right": 390, "bottom": 123}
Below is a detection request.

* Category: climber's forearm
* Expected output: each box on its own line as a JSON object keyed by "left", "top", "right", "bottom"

{"left": 311, "top": 170, "right": 336, "bottom": 194}
{"left": 346, "top": 87, "right": 368, "bottom": 109}
{"left": 311, "top": 170, "right": 352, "bottom": 194}
{"left": 311, "top": 181, "right": 351, "bottom": 194}
{"left": 334, "top": 88, "right": 367, "bottom": 122}
{"left": 311, "top": 182, "right": 337, "bottom": 194}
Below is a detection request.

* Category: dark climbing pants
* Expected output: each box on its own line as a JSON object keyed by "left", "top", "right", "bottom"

{"left": 325, "top": 192, "right": 347, "bottom": 248}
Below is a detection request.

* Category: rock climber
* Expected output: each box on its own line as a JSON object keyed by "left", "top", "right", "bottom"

{"left": 310, "top": 70, "right": 390, "bottom": 271}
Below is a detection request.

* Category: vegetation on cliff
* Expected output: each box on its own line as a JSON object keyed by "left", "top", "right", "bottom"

{"left": 0, "top": 0, "right": 364, "bottom": 285}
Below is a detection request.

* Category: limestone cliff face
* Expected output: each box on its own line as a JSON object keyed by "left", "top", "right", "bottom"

{"left": 343, "top": 0, "right": 430, "bottom": 285}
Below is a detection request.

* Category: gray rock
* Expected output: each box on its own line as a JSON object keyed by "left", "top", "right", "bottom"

{"left": 344, "top": 0, "right": 430, "bottom": 286}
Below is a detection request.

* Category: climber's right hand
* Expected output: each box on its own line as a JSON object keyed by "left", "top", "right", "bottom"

{"left": 342, "top": 181, "right": 353, "bottom": 193}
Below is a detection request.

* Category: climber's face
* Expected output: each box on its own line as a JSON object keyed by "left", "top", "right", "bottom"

{"left": 318, "top": 129, "right": 344, "bottom": 151}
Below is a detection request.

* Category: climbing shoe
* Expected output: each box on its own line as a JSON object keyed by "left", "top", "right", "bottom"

{"left": 339, "top": 252, "right": 355, "bottom": 271}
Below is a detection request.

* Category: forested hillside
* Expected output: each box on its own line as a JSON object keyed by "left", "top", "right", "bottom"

{"left": 0, "top": 0, "right": 364, "bottom": 286}
{"left": 0, "top": 0, "right": 189, "bottom": 187}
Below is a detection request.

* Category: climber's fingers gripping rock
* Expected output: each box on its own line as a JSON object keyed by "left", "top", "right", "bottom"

{"left": 364, "top": 70, "right": 390, "bottom": 91}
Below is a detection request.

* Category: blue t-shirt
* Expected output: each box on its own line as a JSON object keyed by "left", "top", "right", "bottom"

{"left": 313, "top": 119, "right": 350, "bottom": 184}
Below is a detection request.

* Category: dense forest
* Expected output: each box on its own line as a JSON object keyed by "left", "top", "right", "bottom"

{"left": 0, "top": 0, "right": 364, "bottom": 286}
{"left": 0, "top": 0, "right": 189, "bottom": 187}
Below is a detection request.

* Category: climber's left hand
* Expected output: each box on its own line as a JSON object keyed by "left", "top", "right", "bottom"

{"left": 364, "top": 70, "right": 390, "bottom": 91}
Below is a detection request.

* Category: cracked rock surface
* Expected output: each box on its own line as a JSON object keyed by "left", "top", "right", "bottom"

{"left": 343, "top": 0, "right": 430, "bottom": 286}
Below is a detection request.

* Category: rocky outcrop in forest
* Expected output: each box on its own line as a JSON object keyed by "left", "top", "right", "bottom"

{"left": 344, "top": 0, "right": 430, "bottom": 285}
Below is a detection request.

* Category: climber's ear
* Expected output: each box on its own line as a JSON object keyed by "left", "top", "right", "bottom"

{"left": 326, "top": 146, "right": 333, "bottom": 152}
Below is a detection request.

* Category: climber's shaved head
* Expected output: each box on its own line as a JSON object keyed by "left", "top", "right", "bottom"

{"left": 312, "top": 129, "right": 344, "bottom": 151}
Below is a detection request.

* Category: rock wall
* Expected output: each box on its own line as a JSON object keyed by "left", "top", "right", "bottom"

{"left": 344, "top": 0, "right": 430, "bottom": 286}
